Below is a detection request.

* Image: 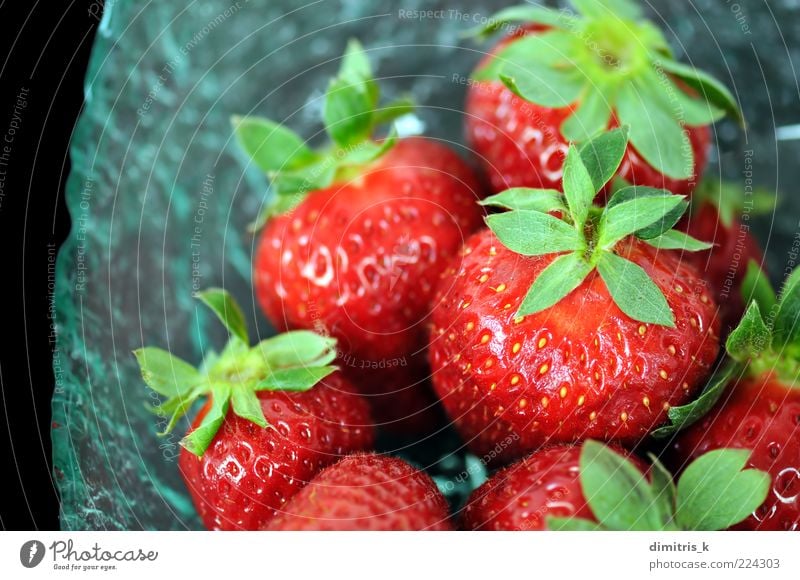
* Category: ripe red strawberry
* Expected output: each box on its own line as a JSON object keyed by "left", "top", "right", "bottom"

{"left": 665, "top": 273, "right": 800, "bottom": 530}
{"left": 463, "top": 440, "right": 768, "bottom": 531}
{"left": 677, "top": 180, "right": 769, "bottom": 330}
{"left": 464, "top": 1, "right": 741, "bottom": 195}
{"left": 428, "top": 130, "right": 720, "bottom": 464}
{"left": 266, "top": 453, "right": 452, "bottom": 530}
{"left": 134, "top": 289, "right": 374, "bottom": 530}
{"left": 236, "top": 41, "right": 483, "bottom": 434}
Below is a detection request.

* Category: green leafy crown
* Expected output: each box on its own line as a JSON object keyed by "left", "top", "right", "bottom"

{"left": 483, "top": 127, "right": 710, "bottom": 327}
{"left": 653, "top": 263, "right": 800, "bottom": 437}
{"left": 133, "top": 289, "right": 338, "bottom": 456}
{"left": 470, "top": 0, "right": 742, "bottom": 179}
{"left": 690, "top": 178, "right": 776, "bottom": 228}
{"left": 232, "top": 39, "right": 413, "bottom": 229}
{"left": 548, "top": 441, "right": 769, "bottom": 531}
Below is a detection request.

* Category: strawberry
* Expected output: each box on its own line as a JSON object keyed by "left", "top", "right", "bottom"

{"left": 134, "top": 289, "right": 374, "bottom": 530}
{"left": 463, "top": 0, "right": 741, "bottom": 195}
{"left": 235, "top": 40, "right": 483, "bottom": 434}
{"left": 428, "top": 129, "right": 720, "bottom": 464}
{"left": 463, "top": 440, "right": 768, "bottom": 531}
{"left": 266, "top": 453, "right": 452, "bottom": 530}
{"left": 663, "top": 270, "right": 800, "bottom": 530}
{"left": 677, "top": 179, "right": 770, "bottom": 331}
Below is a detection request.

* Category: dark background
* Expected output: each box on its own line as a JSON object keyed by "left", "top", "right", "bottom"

{"left": 0, "top": 1, "right": 101, "bottom": 529}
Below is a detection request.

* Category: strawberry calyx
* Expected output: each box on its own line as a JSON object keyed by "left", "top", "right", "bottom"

{"left": 133, "top": 288, "right": 338, "bottom": 456}
{"left": 481, "top": 127, "right": 710, "bottom": 327}
{"left": 469, "top": 0, "right": 742, "bottom": 179}
{"left": 652, "top": 263, "right": 800, "bottom": 438}
{"left": 232, "top": 39, "right": 414, "bottom": 230}
{"left": 548, "top": 441, "right": 769, "bottom": 531}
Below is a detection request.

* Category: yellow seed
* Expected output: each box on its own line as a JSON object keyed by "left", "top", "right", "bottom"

{"left": 683, "top": 382, "right": 689, "bottom": 390}
{"left": 519, "top": 398, "right": 527, "bottom": 409}
{"left": 674, "top": 284, "right": 683, "bottom": 293}
{"left": 495, "top": 283, "right": 507, "bottom": 292}
{"left": 577, "top": 395, "right": 585, "bottom": 406}
{"left": 663, "top": 401, "right": 671, "bottom": 411}
{"left": 667, "top": 345, "right": 676, "bottom": 356}
{"left": 690, "top": 317, "right": 698, "bottom": 328}
{"left": 481, "top": 333, "right": 491, "bottom": 344}
{"left": 463, "top": 363, "right": 472, "bottom": 374}
{"left": 453, "top": 354, "right": 461, "bottom": 362}
{"left": 462, "top": 301, "right": 471, "bottom": 309}
{"left": 589, "top": 411, "right": 597, "bottom": 421}
{"left": 538, "top": 337, "right": 547, "bottom": 348}
{"left": 541, "top": 396, "right": 549, "bottom": 408}
{"left": 620, "top": 412, "right": 628, "bottom": 422}
{"left": 594, "top": 371, "right": 600, "bottom": 381}
{"left": 700, "top": 294, "right": 709, "bottom": 304}
{"left": 489, "top": 246, "right": 497, "bottom": 256}
{"left": 638, "top": 325, "right": 646, "bottom": 336}
{"left": 466, "top": 321, "right": 475, "bottom": 331}
{"left": 512, "top": 342, "right": 522, "bottom": 354}
{"left": 489, "top": 383, "right": 497, "bottom": 391}
{"left": 479, "top": 274, "right": 489, "bottom": 283}
{"left": 511, "top": 375, "right": 521, "bottom": 386}
{"left": 617, "top": 332, "right": 623, "bottom": 342}
{"left": 642, "top": 396, "right": 650, "bottom": 408}
{"left": 484, "top": 358, "right": 494, "bottom": 368}
{"left": 559, "top": 386, "right": 568, "bottom": 399}
{"left": 448, "top": 333, "right": 456, "bottom": 341}
{"left": 514, "top": 316, "right": 524, "bottom": 324}
{"left": 503, "top": 303, "right": 512, "bottom": 310}
{"left": 659, "top": 369, "right": 668, "bottom": 380}
{"left": 539, "top": 363, "right": 549, "bottom": 375}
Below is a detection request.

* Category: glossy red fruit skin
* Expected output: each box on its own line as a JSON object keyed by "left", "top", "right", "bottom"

{"left": 465, "top": 34, "right": 710, "bottom": 196}
{"left": 667, "top": 374, "right": 800, "bottom": 531}
{"left": 679, "top": 202, "right": 765, "bottom": 331}
{"left": 463, "top": 445, "right": 647, "bottom": 530}
{"left": 428, "top": 230, "right": 720, "bottom": 465}
{"left": 179, "top": 374, "right": 374, "bottom": 530}
{"left": 254, "top": 137, "right": 483, "bottom": 432}
{"left": 265, "top": 453, "right": 452, "bottom": 530}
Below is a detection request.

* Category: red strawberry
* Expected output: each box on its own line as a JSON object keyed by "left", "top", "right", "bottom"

{"left": 266, "top": 453, "right": 452, "bottom": 530}
{"left": 236, "top": 41, "right": 483, "bottom": 434}
{"left": 463, "top": 440, "right": 768, "bottom": 531}
{"left": 665, "top": 273, "right": 800, "bottom": 530}
{"left": 678, "top": 180, "right": 769, "bottom": 330}
{"left": 134, "top": 289, "right": 374, "bottom": 530}
{"left": 464, "top": 1, "right": 740, "bottom": 196}
{"left": 428, "top": 130, "right": 720, "bottom": 464}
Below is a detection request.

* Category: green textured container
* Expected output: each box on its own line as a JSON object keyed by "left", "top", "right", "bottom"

{"left": 53, "top": 0, "right": 793, "bottom": 530}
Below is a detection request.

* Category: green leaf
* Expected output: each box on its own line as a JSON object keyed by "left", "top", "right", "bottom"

{"left": 648, "top": 454, "right": 678, "bottom": 530}
{"left": 324, "top": 76, "right": 374, "bottom": 147}
{"left": 577, "top": 126, "right": 629, "bottom": 192}
{"left": 571, "top": 0, "right": 643, "bottom": 20}
{"left": 517, "top": 252, "right": 593, "bottom": 317}
{"left": 657, "top": 58, "right": 743, "bottom": 125}
{"left": 339, "top": 128, "right": 397, "bottom": 165}
{"left": 596, "top": 251, "right": 675, "bottom": 326}
{"left": 580, "top": 440, "right": 663, "bottom": 531}
{"left": 598, "top": 194, "right": 685, "bottom": 249}
{"left": 196, "top": 288, "right": 249, "bottom": 344}
{"left": 486, "top": 210, "right": 583, "bottom": 256}
{"left": 477, "top": 31, "right": 578, "bottom": 80}
{"left": 372, "top": 97, "right": 415, "bottom": 126}
{"left": 500, "top": 68, "right": 585, "bottom": 109}
{"left": 616, "top": 81, "right": 694, "bottom": 180}
{"left": 546, "top": 516, "right": 603, "bottom": 531}
{"left": 339, "top": 38, "right": 372, "bottom": 82}
{"left": 133, "top": 347, "right": 201, "bottom": 398}
{"left": 606, "top": 185, "right": 688, "bottom": 240}
{"left": 562, "top": 145, "right": 597, "bottom": 229}
{"left": 479, "top": 188, "right": 567, "bottom": 213}
{"left": 675, "top": 449, "right": 770, "bottom": 530}
{"left": 230, "top": 387, "right": 268, "bottom": 428}
{"left": 772, "top": 266, "right": 800, "bottom": 349}
{"left": 741, "top": 260, "right": 776, "bottom": 314}
{"left": 650, "top": 363, "right": 738, "bottom": 439}
{"left": 726, "top": 302, "right": 771, "bottom": 361}
{"left": 231, "top": 116, "right": 319, "bottom": 173}
{"left": 256, "top": 365, "right": 337, "bottom": 392}
{"left": 561, "top": 87, "right": 613, "bottom": 142}
{"left": 156, "top": 386, "right": 205, "bottom": 435}
{"left": 664, "top": 76, "right": 726, "bottom": 126}
{"left": 181, "top": 383, "right": 231, "bottom": 457}
{"left": 644, "top": 230, "right": 712, "bottom": 251}
{"left": 257, "top": 331, "right": 337, "bottom": 369}
{"left": 463, "top": 5, "right": 577, "bottom": 39}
